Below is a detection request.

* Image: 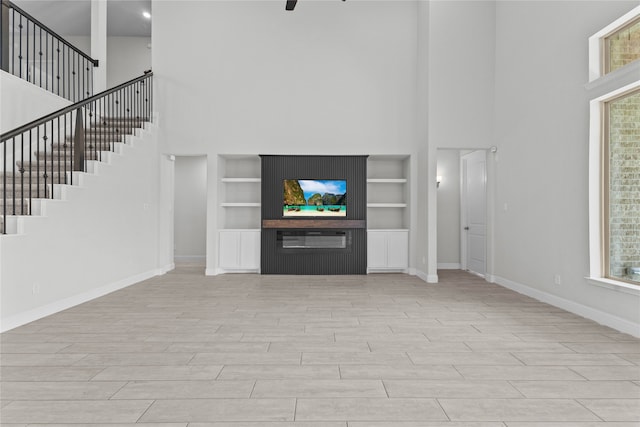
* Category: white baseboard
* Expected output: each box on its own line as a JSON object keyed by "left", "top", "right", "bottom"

{"left": 1, "top": 269, "right": 160, "bottom": 333}
{"left": 492, "top": 275, "right": 640, "bottom": 338}
{"left": 415, "top": 269, "right": 438, "bottom": 283}
{"left": 158, "top": 263, "right": 175, "bottom": 274}
{"left": 438, "top": 263, "right": 461, "bottom": 270}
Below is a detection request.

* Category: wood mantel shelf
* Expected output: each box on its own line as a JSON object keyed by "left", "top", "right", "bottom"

{"left": 262, "top": 219, "right": 366, "bottom": 229}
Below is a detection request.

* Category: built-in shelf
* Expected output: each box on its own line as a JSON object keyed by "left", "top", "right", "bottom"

{"left": 367, "top": 178, "right": 407, "bottom": 184}
{"left": 221, "top": 202, "right": 261, "bottom": 207}
{"left": 367, "top": 203, "right": 407, "bottom": 208}
{"left": 221, "top": 178, "right": 261, "bottom": 183}
{"left": 219, "top": 155, "right": 262, "bottom": 230}
{"left": 367, "top": 155, "right": 410, "bottom": 230}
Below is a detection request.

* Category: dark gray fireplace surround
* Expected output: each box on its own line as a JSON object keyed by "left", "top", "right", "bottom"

{"left": 260, "top": 155, "right": 367, "bottom": 275}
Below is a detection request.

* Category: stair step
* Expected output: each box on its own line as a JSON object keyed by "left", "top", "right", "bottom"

{"left": 2, "top": 171, "right": 68, "bottom": 182}
{"left": 0, "top": 199, "right": 31, "bottom": 215}
{"left": 51, "top": 142, "right": 117, "bottom": 151}
{"left": 0, "top": 184, "right": 51, "bottom": 197}
{"left": 66, "top": 135, "right": 124, "bottom": 143}
{"left": 102, "top": 117, "right": 148, "bottom": 125}
{"left": 16, "top": 160, "right": 73, "bottom": 170}
{"left": 36, "top": 151, "right": 102, "bottom": 160}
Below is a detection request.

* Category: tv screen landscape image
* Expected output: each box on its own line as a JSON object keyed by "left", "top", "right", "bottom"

{"left": 283, "top": 179, "right": 346, "bottom": 217}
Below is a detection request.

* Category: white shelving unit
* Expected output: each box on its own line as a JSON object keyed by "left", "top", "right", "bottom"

{"left": 367, "top": 155, "right": 410, "bottom": 272}
{"left": 218, "top": 155, "right": 262, "bottom": 273}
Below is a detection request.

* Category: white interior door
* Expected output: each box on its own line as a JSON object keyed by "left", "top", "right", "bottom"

{"left": 461, "top": 150, "right": 487, "bottom": 276}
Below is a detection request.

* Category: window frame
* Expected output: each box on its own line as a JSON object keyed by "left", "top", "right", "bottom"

{"left": 588, "top": 81, "right": 640, "bottom": 292}
{"left": 587, "top": 5, "right": 640, "bottom": 293}
{"left": 589, "top": 5, "right": 640, "bottom": 81}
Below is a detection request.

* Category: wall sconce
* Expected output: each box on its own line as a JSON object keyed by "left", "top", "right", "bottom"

{"left": 436, "top": 176, "right": 442, "bottom": 188}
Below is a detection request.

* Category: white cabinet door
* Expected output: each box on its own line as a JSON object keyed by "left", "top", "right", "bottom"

{"left": 386, "top": 231, "right": 408, "bottom": 268}
{"left": 219, "top": 231, "right": 240, "bottom": 269}
{"left": 219, "top": 230, "right": 260, "bottom": 271}
{"left": 239, "top": 230, "right": 260, "bottom": 269}
{"left": 367, "top": 231, "right": 388, "bottom": 268}
{"left": 367, "top": 230, "right": 408, "bottom": 270}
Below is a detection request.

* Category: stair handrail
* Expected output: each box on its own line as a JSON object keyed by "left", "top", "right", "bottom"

{"left": 1, "top": 0, "right": 99, "bottom": 101}
{"left": 1, "top": 71, "right": 153, "bottom": 233}
{"left": 2, "top": 0, "right": 99, "bottom": 66}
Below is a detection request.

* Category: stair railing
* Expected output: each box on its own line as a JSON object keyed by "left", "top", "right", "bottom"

{"left": 0, "top": 71, "right": 153, "bottom": 233}
{"left": 0, "top": 0, "right": 99, "bottom": 102}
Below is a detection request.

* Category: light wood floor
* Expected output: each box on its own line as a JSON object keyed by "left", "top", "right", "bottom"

{"left": 1, "top": 268, "right": 639, "bottom": 425}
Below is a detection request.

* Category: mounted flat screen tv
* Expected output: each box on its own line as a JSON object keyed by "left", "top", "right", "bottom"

{"left": 283, "top": 179, "right": 346, "bottom": 217}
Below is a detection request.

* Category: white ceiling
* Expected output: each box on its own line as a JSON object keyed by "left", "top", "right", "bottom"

{"left": 13, "top": 0, "right": 152, "bottom": 37}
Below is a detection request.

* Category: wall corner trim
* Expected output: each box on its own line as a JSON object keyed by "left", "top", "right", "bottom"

{"left": 492, "top": 275, "right": 640, "bottom": 338}
{"left": 0, "top": 269, "right": 161, "bottom": 333}
{"left": 415, "top": 269, "right": 438, "bottom": 283}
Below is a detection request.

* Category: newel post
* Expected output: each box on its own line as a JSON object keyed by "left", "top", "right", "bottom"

{"left": 73, "top": 108, "right": 85, "bottom": 172}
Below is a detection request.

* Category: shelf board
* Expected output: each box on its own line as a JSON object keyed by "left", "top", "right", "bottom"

{"left": 221, "top": 202, "right": 261, "bottom": 207}
{"left": 367, "top": 203, "right": 407, "bottom": 208}
{"left": 367, "top": 228, "right": 410, "bottom": 232}
{"left": 367, "top": 178, "right": 407, "bottom": 184}
{"left": 221, "top": 178, "right": 261, "bottom": 183}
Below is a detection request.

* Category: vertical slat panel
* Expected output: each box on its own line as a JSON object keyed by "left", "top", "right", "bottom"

{"left": 260, "top": 155, "right": 368, "bottom": 275}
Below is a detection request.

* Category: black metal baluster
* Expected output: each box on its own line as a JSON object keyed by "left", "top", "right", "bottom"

{"left": 3, "top": 135, "right": 6, "bottom": 228}
{"left": 38, "top": 26, "right": 42, "bottom": 88}
{"left": 32, "top": 18, "right": 35, "bottom": 83}
{"left": 35, "top": 126, "right": 40, "bottom": 199}
{"left": 66, "top": 112, "right": 71, "bottom": 184}
{"left": 101, "top": 97, "right": 105, "bottom": 153}
{"left": 72, "top": 51, "right": 76, "bottom": 102}
{"left": 11, "top": 8, "right": 15, "bottom": 75}
{"left": 43, "top": 125, "right": 48, "bottom": 199}
{"left": 27, "top": 130, "right": 31, "bottom": 215}
{"left": 57, "top": 115, "right": 62, "bottom": 185}
{"left": 56, "top": 40, "right": 59, "bottom": 96}
{"left": 45, "top": 31, "right": 48, "bottom": 90}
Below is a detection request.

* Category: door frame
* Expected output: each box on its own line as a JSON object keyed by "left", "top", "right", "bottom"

{"left": 431, "top": 146, "right": 495, "bottom": 283}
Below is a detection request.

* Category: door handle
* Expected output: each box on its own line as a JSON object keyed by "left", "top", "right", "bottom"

{"left": 464, "top": 227, "right": 469, "bottom": 230}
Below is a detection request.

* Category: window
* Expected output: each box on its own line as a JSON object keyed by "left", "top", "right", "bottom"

{"left": 605, "top": 17, "right": 640, "bottom": 74}
{"left": 589, "top": 6, "right": 640, "bottom": 81}
{"left": 588, "top": 6, "right": 640, "bottom": 290}
{"left": 602, "top": 88, "right": 640, "bottom": 284}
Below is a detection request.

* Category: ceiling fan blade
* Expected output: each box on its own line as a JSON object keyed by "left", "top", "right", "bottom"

{"left": 285, "top": 0, "right": 297, "bottom": 11}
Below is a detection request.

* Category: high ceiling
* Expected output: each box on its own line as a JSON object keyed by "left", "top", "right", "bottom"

{"left": 13, "top": 0, "right": 152, "bottom": 37}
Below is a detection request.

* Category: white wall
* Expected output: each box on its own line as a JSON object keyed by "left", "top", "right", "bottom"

{"left": 0, "top": 124, "right": 166, "bottom": 331}
{"left": 174, "top": 155, "right": 207, "bottom": 263}
{"left": 493, "top": 1, "right": 640, "bottom": 330}
{"left": 437, "top": 149, "right": 460, "bottom": 267}
{"left": 107, "top": 37, "right": 152, "bottom": 88}
{"left": 425, "top": 1, "right": 497, "bottom": 280}
{"left": 0, "top": 71, "right": 71, "bottom": 133}
{"left": 153, "top": 0, "right": 419, "bottom": 272}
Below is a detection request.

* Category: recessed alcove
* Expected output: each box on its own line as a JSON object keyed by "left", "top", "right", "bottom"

{"left": 260, "top": 155, "right": 368, "bottom": 275}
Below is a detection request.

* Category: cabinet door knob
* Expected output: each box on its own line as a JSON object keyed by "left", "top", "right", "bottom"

{"left": 464, "top": 226, "right": 469, "bottom": 230}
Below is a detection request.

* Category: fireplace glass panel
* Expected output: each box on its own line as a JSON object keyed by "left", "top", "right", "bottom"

{"left": 277, "top": 230, "right": 351, "bottom": 252}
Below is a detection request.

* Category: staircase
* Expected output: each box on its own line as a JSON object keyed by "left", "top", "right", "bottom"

{"left": 1, "top": 119, "right": 145, "bottom": 233}
{"left": 1, "top": 72, "right": 153, "bottom": 234}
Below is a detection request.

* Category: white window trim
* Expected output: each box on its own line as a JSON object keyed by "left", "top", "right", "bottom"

{"left": 588, "top": 5, "right": 640, "bottom": 82}
{"left": 588, "top": 80, "right": 640, "bottom": 292}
